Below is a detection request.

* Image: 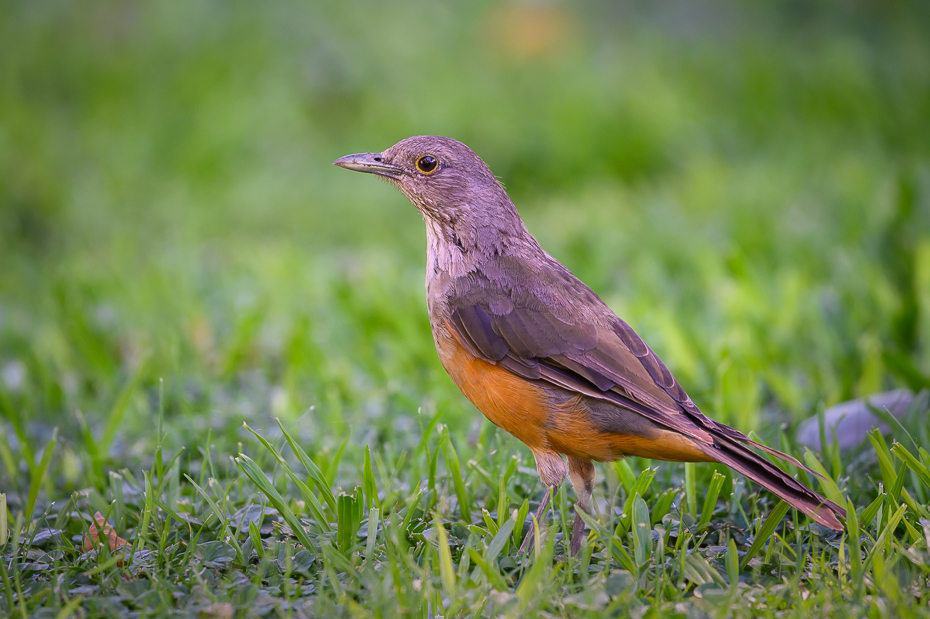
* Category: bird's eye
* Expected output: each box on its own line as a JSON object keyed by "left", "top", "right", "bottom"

{"left": 416, "top": 155, "right": 438, "bottom": 174}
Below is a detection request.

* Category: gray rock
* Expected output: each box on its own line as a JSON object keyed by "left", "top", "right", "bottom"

{"left": 795, "top": 388, "right": 923, "bottom": 451}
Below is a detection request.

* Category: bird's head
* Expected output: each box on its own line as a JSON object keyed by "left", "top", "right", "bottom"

{"left": 334, "top": 136, "right": 521, "bottom": 237}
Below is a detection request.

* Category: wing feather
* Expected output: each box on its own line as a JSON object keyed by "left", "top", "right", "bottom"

{"left": 446, "top": 283, "right": 813, "bottom": 473}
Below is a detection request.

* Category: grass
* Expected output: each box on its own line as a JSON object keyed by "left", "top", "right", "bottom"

{"left": 2, "top": 1, "right": 930, "bottom": 617}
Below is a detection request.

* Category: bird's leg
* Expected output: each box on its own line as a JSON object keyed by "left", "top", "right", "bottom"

{"left": 568, "top": 457, "right": 596, "bottom": 556}
{"left": 518, "top": 451, "right": 567, "bottom": 556}
{"left": 517, "top": 485, "right": 553, "bottom": 556}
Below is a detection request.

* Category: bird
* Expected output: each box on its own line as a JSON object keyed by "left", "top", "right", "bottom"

{"left": 334, "top": 136, "right": 846, "bottom": 556}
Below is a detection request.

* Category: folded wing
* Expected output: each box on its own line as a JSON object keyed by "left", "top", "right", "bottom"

{"left": 444, "top": 272, "right": 845, "bottom": 529}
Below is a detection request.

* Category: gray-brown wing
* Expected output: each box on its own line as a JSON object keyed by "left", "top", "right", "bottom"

{"left": 448, "top": 290, "right": 811, "bottom": 471}
{"left": 447, "top": 300, "right": 716, "bottom": 443}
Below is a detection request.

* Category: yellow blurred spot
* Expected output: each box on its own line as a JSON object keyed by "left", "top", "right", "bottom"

{"left": 486, "top": 1, "right": 574, "bottom": 60}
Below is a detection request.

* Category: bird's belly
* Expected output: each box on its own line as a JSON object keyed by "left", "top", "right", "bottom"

{"left": 434, "top": 331, "right": 550, "bottom": 451}
{"left": 546, "top": 395, "right": 714, "bottom": 462}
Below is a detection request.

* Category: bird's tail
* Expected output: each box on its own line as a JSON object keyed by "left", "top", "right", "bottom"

{"left": 700, "top": 432, "right": 846, "bottom": 530}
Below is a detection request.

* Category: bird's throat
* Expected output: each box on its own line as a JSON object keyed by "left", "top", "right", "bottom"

{"left": 424, "top": 217, "right": 475, "bottom": 281}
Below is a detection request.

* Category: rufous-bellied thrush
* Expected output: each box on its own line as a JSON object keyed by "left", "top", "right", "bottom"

{"left": 335, "top": 136, "right": 845, "bottom": 556}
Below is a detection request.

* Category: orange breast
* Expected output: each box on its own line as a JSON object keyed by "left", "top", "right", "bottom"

{"left": 435, "top": 331, "right": 550, "bottom": 451}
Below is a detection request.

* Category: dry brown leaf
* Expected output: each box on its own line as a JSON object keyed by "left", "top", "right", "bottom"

{"left": 83, "top": 511, "right": 129, "bottom": 552}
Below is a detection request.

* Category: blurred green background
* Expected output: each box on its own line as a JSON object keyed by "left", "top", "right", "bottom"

{"left": 1, "top": 0, "right": 929, "bottom": 470}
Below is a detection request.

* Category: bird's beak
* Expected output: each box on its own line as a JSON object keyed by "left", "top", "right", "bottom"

{"left": 333, "top": 152, "right": 404, "bottom": 179}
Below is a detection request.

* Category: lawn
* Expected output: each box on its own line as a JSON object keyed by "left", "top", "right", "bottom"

{"left": 1, "top": 1, "right": 930, "bottom": 617}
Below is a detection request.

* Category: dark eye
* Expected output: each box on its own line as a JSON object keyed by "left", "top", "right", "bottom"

{"left": 416, "top": 155, "right": 438, "bottom": 174}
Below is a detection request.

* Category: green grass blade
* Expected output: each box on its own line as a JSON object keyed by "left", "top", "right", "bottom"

{"left": 109, "top": 471, "right": 125, "bottom": 531}
{"left": 577, "top": 508, "right": 636, "bottom": 574}
{"left": 99, "top": 366, "right": 145, "bottom": 456}
{"left": 513, "top": 499, "right": 529, "bottom": 548}
{"left": 0, "top": 430, "right": 18, "bottom": 486}
{"left": 434, "top": 516, "right": 457, "bottom": 598}
{"left": 324, "top": 436, "right": 349, "bottom": 487}
{"left": 613, "top": 460, "right": 637, "bottom": 494}
{"left": 698, "top": 470, "right": 725, "bottom": 529}
{"left": 337, "top": 491, "right": 361, "bottom": 555}
{"left": 802, "top": 450, "right": 845, "bottom": 507}
{"left": 888, "top": 461, "right": 907, "bottom": 503}
{"left": 54, "top": 593, "right": 84, "bottom": 619}
{"left": 0, "top": 391, "right": 35, "bottom": 477}
{"left": 234, "top": 455, "right": 319, "bottom": 554}
{"left": 365, "top": 507, "right": 380, "bottom": 562}
{"left": 275, "top": 418, "right": 337, "bottom": 512}
{"left": 859, "top": 492, "right": 885, "bottom": 527}
{"left": 862, "top": 502, "right": 907, "bottom": 573}
{"left": 900, "top": 488, "right": 930, "bottom": 520}
{"left": 891, "top": 441, "right": 930, "bottom": 489}
{"left": 25, "top": 428, "right": 57, "bottom": 528}
{"left": 684, "top": 552, "right": 727, "bottom": 587}
{"left": 497, "top": 475, "right": 509, "bottom": 532}
{"left": 652, "top": 487, "right": 680, "bottom": 525}
{"left": 467, "top": 548, "right": 508, "bottom": 590}
{"left": 621, "top": 467, "right": 655, "bottom": 530}
{"left": 243, "top": 423, "right": 331, "bottom": 532}
{"left": 726, "top": 537, "right": 739, "bottom": 589}
{"left": 184, "top": 474, "right": 245, "bottom": 565}
{"left": 631, "top": 493, "right": 651, "bottom": 567}
{"left": 442, "top": 431, "right": 471, "bottom": 523}
{"left": 515, "top": 528, "right": 555, "bottom": 603}
{"left": 919, "top": 446, "right": 930, "bottom": 474}
{"left": 481, "top": 509, "right": 499, "bottom": 535}
{"left": 740, "top": 500, "right": 790, "bottom": 569}
{"left": 684, "top": 462, "right": 697, "bottom": 516}
{"left": 400, "top": 486, "right": 423, "bottom": 536}
{"left": 428, "top": 438, "right": 441, "bottom": 494}
{"left": 867, "top": 430, "right": 899, "bottom": 490}
{"left": 363, "top": 445, "right": 378, "bottom": 510}
{"left": 485, "top": 514, "right": 515, "bottom": 563}
{"left": 248, "top": 519, "right": 264, "bottom": 559}
{"left": 134, "top": 471, "right": 154, "bottom": 553}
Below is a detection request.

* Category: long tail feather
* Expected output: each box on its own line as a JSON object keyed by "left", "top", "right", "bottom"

{"left": 701, "top": 437, "right": 846, "bottom": 530}
{"left": 704, "top": 420, "right": 826, "bottom": 479}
